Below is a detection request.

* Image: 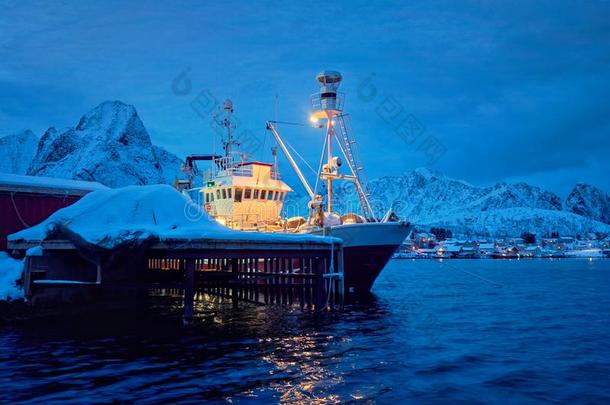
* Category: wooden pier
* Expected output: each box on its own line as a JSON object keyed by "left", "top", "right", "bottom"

{"left": 10, "top": 236, "right": 344, "bottom": 323}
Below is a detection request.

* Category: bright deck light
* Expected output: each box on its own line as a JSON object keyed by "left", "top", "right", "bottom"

{"left": 309, "top": 115, "right": 319, "bottom": 124}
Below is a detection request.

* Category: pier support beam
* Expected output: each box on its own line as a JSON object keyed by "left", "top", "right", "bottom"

{"left": 231, "top": 258, "right": 239, "bottom": 308}
{"left": 183, "top": 258, "right": 195, "bottom": 326}
{"left": 315, "top": 256, "right": 326, "bottom": 310}
{"left": 338, "top": 247, "right": 345, "bottom": 307}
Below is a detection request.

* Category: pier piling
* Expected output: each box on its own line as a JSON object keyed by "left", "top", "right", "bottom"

{"left": 183, "top": 259, "right": 195, "bottom": 325}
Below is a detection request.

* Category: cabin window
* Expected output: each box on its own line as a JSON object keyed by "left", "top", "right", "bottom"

{"left": 280, "top": 192, "right": 285, "bottom": 201}
{"left": 222, "top": 189, "right": 227, "bottom": 199}
{"left": 253, "top": 189, "right": 259, "bottom": 199}
{"left": 210, "top": 193, "right": 214, "bottom": 202}
{"left": 234, "top": 188, "right": 243, "bottom": 202}
{"left": 227, "top": 188, "right": 232, "bottom": 199}
{"left": 244, "top": 188, "right": 252, "bottom": 199}
{"left": 267, "top": 190, "right": 274, "bottom": 200}
{"left": 205, "top": 193, "right": 209, "bottom": 203}
{"left": 216, "top": 190, "right": 221, "bottom": 199}
{"left": 273, "top": 191, "right": 280, "bottom": 201}
{"left": 260, "top": 190, "right": 267, "bottom": 199}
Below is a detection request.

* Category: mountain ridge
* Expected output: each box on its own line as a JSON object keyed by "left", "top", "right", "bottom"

{"left": 6, "top": 101, "right": 183, "bottom": 188}
{"left": 293, "top": 168, "right": 610, "bottom": 236}
{"left": 1, "top": 101, "right": 608, "bottom": 237}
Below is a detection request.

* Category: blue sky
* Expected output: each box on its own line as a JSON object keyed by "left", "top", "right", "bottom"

{"left": 1, "top": 0, "right": 609, "bottom": 195}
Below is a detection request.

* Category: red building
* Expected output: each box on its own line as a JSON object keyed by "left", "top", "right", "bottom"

{"left": 0, "top": 174, "right": 107, "bottom": 250}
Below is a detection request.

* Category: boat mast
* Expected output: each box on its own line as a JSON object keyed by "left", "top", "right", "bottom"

{"left": 310, "top": 71, "right": 377, "bottom": 220}
{"left": 267, "top": 71, "right": 377, "bottom": 221}
{"left": 325, "top": 111, "right": 334, "bottom": 212}
{"left": 311, "top": 71, "right": 343, "bottom": 215}
{"left": 215, "top": 99, "right": 238, "bottom": 157}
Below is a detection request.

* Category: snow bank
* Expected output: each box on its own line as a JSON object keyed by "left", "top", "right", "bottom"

{"left": 564, "top": 249, "right": 605, "bottom": 258}
{"left": 0, "top": 252, "right": 24, "bottom": 300}
{"left": 8, "top": 184, "right": 337, "bottom": 249}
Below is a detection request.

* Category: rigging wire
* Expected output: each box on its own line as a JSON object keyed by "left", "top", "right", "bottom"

{"left": 284, "top": 139, "right": 317, "bottom": 176}
{"left": 10, "top": 192, "right": 30, "bottom": 227}
{"left": 312, "top": 134, "right": 328, "bottom": 197}
{"left": 268, "top": 120, "right": 311, "bottom": 127}
{"left": 254, "top": 128, "right": 268, "bottom": 186}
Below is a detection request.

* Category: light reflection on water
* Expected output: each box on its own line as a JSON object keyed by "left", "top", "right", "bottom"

{"left": 1, "top": 259, "right": 610, "bottom": 403}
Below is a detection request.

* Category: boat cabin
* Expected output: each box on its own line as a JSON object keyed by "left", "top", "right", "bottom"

{"left": 187, "top": 157, "right": 292, "bottom": 231}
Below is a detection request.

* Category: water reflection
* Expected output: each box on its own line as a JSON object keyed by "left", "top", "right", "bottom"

{"left": 2, "top": 291, "right": 393, "bottom": 402}
{"left": 3, "top": 260, "right": 609, "bottom": 403}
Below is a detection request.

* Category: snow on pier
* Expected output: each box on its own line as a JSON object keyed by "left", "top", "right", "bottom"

{"left": 9, "top": 184, "right": 339, "bottom": 248}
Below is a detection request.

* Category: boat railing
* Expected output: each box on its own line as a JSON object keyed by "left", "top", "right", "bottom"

{"left": 226, "top": 213, "right": 274, "bottom": 231}
{"left": 271, "top": 168, "right": 281, "bottom": 180}
{"left": 310, "top": 92, "right": 345, "bottom": 112}
{"left": 230, "top": 165, "right": 253, "bottom": 177}
{"left": 205, "top": 154, "right": 254, "bottom": 179}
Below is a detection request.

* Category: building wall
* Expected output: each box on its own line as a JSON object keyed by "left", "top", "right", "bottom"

{"left": 0, "top": 191, "right": 82, "bottom": 250}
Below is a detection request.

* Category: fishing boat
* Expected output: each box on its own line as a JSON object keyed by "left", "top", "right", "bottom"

{"left": 180, "top": 71, "right": 413, "bottom": 293}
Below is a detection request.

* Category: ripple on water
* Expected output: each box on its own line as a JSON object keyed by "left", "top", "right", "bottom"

{"left": 1, "top": 259, "right": 610, "bottom": 403}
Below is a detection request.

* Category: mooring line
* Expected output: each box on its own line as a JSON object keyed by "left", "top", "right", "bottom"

{"left": 442, "top": 261, "right": 503, "bottom": 287}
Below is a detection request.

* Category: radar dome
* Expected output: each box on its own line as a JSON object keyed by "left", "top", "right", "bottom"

{"left": 316, "top": 70, "right": 342, "bottom": 86}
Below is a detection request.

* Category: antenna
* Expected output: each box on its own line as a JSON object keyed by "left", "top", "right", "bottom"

{"left": 213, "top": 99, "right": 239, "bottom": 156}
{"left": 271, "top": 146, "right": 279, "bottom": 180}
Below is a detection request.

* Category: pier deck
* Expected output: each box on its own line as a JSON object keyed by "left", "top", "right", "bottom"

{"left": 10, "top": 236, "right": 344, "bottom": 323}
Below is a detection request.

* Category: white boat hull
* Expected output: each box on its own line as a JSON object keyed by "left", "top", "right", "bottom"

{"left": 308, "top": 221, "right": 413, "bottom": 292}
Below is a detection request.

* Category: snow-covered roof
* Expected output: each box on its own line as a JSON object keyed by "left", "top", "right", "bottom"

{"left": 0, "top": 173, "right": 107, "bottom": 195}
{"left": 478, "top": 243, "right": 495, "bottom": 249}
{"left": 8, "top": 184, "right": 338, "bottom": 249}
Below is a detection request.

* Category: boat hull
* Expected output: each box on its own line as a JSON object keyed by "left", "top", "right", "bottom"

{"left": 308, "top": 221, "right": 412, "bottom": 293}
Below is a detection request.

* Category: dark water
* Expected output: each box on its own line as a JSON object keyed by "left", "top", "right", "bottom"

{"left": 2, "top": 259, "right": 610, "bottom": 404}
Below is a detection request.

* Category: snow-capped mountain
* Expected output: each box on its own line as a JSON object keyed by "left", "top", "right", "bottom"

{"left": 3, "top": 101, "right": 608, "bottom": 238}
{"left": 152, "top": 145, "right": 183, "bottom": 185}
{"left": 289, "top": 168, "right": 610, "bottom": 236}
{"left": 329, "top": 168, "right": 563, "bottom": 221}
{"left": 26, "top": 101, "right": 182, "bottom": 187}
{"left": 566, "top": 183, "right": 610, "bottom": 225}
{"left": 0, "top": 130, "right": 39, "bottom": 175}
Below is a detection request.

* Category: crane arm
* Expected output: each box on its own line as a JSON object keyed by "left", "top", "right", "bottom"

{"left": 266, "top": 121, "right": 315, "bottom": 199}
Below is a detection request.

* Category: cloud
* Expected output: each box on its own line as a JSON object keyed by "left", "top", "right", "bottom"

{"left": 1, "top": 0, "right": 609, "bottom": 193}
